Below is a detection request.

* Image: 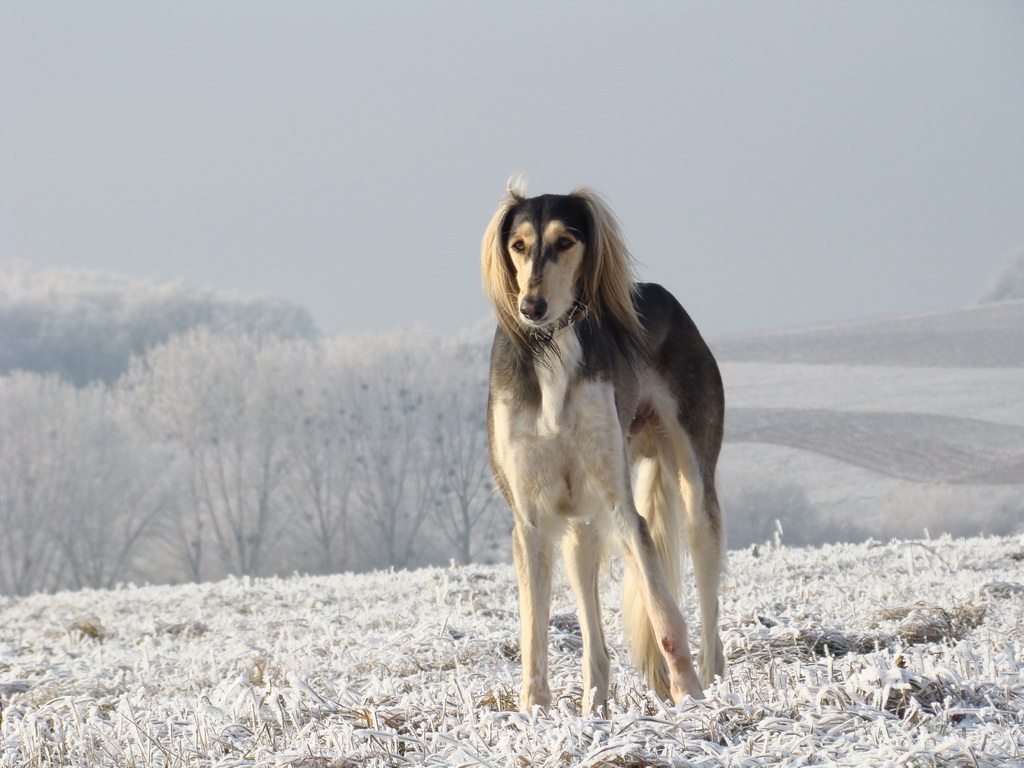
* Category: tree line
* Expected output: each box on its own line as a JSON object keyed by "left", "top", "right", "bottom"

{"left": 0, "top": 327, "right": 504, "bottom": 596}
{"left": 0, "top": 259, "right": 316, "bottom": 386}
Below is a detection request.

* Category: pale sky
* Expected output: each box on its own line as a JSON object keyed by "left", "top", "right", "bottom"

{"left": 2, "top": 1, "right": 1022, "bottom": 339}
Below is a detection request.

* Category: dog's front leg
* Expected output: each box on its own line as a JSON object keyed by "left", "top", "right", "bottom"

{"left": 563, "top": 520, "right": 610, "bottom": 716}
{"left": 512, "top": 518, "right": 554, "bottom": 711}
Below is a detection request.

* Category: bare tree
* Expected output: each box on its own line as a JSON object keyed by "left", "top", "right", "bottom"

{"left": 51, "top": 390, "right": 170, "bottom": 589}
{"left": 0, "top": 374, "right": 67, "bottom": 594}
{"left": 279, "top": 339, "right": 359, "bottom": 573}
{"left": 1, "top": 315, "right": 511, "bottom": 592}
{"left": 346, "top": 332, "right": 448, "bottom": 569}
{"left": 430, "top": 362, "right": 503, "bottom": 564}
{"left": 129, "top": 329, "right": 302, "bottom": 578}
{"left": 0, "top": 373, "right": 168, "bottom": 594}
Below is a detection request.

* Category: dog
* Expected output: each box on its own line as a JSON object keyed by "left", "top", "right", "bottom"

{"left": 481, "top": 181, "right": 726, "bottom": 714}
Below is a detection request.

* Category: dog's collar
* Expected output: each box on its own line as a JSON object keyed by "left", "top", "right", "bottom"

{"left": 529, "top": 302, "right": 589, "bottom": 341}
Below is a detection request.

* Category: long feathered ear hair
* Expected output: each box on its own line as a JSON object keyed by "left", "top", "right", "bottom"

{"left": 568, "top": 187, "right": 645, "bottom": 362}
{"left": 481, "top": 177, "right": 530, "bottom": 350}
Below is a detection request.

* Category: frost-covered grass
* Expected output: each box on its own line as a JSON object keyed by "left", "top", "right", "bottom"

{"left": 2, "top": 535, "right": 1023, "bottom": 767}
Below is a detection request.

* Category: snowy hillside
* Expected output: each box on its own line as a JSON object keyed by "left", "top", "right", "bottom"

{"left": 2, "top": 534, "right": 1022, "bottom": 766}
{"left": 714, "top": 299, "right": 1024, "bottom": 368}
{"left": 713, "top": 300, "right": 1024, "bottom": 541}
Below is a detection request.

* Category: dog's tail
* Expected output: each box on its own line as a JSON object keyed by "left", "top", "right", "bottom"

{"left": 623, "top": 451, "right": 684, "bottom": 700}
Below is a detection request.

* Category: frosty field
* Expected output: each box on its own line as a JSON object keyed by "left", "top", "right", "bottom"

{"left": 2, "top": 534, "right": 1023, "bottom": 767}
{"left": 2, "top": 281, "right": 1023, "bottom": 765}
{"left": 714, "top": 300, "right": 1024, "bottom": 538}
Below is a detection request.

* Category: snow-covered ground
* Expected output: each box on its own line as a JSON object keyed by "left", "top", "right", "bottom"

{"left": 3, "top": 296, "right": 1022, "bottom": 765}
{"left": 2, "top": 534, "right": 1023, "bottom": 767}
{"left": 716, "top": 301, "right": 1024, "bottom": 533}
{"left": 723, "top": 363, "right": 1024, "bottom": 428}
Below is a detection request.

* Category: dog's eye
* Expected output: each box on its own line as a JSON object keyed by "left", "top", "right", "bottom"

{"left": 510, "top": 240, "right": 526, "bottom": 253}
{"left": 556, "top": 237, "right": 576, "bottom": 250}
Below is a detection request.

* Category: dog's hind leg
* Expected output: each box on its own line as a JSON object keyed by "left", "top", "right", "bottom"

{"left": 671, "top": 428, "right": 727, "bottom": 688}
{"left": 691, "top": 485, "right": 726, "bottom": 687}
{"left": 562, "top": 520, "right": 610, "bottom": 716}
{"left": 614, "top": 505, "right": 704, "bottom": 703}
{"left": 512, "top": 519, "right": 555, "bottom": 711}
{"left": 623, "top": 453, "right": 679, "bottom": 701}
{"left": 688, "top": 487, "right": 726, "bottom": 687}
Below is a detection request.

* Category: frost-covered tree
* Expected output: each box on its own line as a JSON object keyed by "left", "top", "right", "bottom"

{"left": 344, "top": 331, "right": 453, "bottom": 569}
{"left": 128, "top": 329, "right": 304, "bottom": 578}
{"left": 0, "top": 373, "right": 170, "bottom": 594}
{"left": 51, "top": 389, "right": 172, "bottom": 590}
{"left": 0, "top": 374, "right": 67, "bottom": 594}
{"left": 0, "top": 260, "right": 317, "bottom": 386}
{"left": 2, "top": 313, "right": 504, "bottom": 590}
{"left": 430, "top": 351, "right": 502, "bottom": 564}
{"left": 978, "top": 247, "right": 1024, "bottom": 303}
{"left": 724, "top": 478, "right": 868, "bottom": 548}
{"left": 277, "top": 338, "right": 361, "bottom": 574}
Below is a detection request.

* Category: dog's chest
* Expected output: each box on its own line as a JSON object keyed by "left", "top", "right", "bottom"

{"left": 534, "top": 331, "right": 583, "bottom": 436}
{"left": 493, "top": 332, "right": 625, "bottom": 519}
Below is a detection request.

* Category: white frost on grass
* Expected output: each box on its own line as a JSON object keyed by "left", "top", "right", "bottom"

{"left": 2, "top": 535, "right": 1023, "bottom": 767}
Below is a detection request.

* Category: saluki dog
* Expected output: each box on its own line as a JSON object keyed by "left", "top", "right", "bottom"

{"left": 482, "top": 181, "right": 726, "bottom": 714}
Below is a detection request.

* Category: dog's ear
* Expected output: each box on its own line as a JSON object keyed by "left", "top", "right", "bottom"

{"left": 570, "top": 188, "right": 642, "bottom": 337}
{"left": 482, "top": 181, "right": 527, "bottom": 343}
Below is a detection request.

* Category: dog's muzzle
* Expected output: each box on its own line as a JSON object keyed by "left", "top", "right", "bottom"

{"left": 519, "top": 297, "right": 548, "bottom": 322}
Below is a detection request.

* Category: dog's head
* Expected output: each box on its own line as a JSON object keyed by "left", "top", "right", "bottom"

{"left": 497, "top": 192, "right": 590, "bottom": 328}
{"left": 482, "top": 181, "right": 642, "bottom": 354}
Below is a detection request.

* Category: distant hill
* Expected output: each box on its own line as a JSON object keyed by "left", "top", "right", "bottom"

{"left": 715, "top": 299, "right": 1024, "bottom": 540}
{"left": 713, "top": 299, "right": 1024, "bottom": 368}
{"left": 726, "top": 408, "right": 1024, "bottom": 485}
{"left": 0, "top": 261, "right": 318, "bottom": 385}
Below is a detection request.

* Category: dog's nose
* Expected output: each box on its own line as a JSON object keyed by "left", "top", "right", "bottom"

{"left": 519, "top": 297, "right": 548, "bottom": 322}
